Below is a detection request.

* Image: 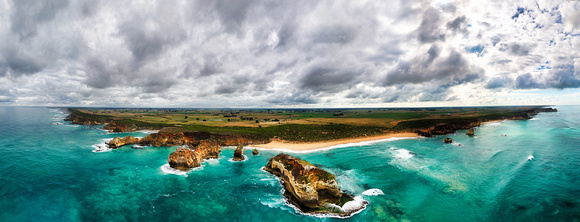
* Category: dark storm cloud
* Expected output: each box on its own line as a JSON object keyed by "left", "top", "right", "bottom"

{"left": 447, "top": 16, "right": 467, "bottom": 32}
{"left": 83, "top": 57, "right": 122, "bottom": 89}
{"left": 485, "top": 76, "right": 512, "bottom": 89}
{"left": 299, "top": 64, "right": 360, "bottom": 93}
{"left": 0, "top": 47, "right": 45, "bottom": 76}
{"left": 10, "top": 0, "right": 69, "bottom": 40}
{"left": 426, "top": 44, "right": 440, "bottom": 65}
{"left": 514, "top": 65, "right": 580, "bottom": 90}
{"left": 199, "top": 55, "right": 223, "bottom": 77}
{"left": 544, "top": 64, "right": 580, "bottom": 89}
{"left": 385, "top": 49, "right": 479, "bottom": 86}
{"left": 417, "top": 7, "right": 446, "bottom": 43}
{"left": 195, "top": 0, "right": 253, "bottom": 35}
{"left": 119, "top": 5, "right": 187, "bottom": 66}
{"left": 515, "top": 73, "right": 541, "bottom": 89}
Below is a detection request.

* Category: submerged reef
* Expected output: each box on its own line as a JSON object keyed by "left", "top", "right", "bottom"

{"left": 264, "top": 153, "right": 367, "bottom": 217}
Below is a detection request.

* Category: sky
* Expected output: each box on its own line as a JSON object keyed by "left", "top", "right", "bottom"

{"left": 0, "top": 0, "right": 579, "bottom": 108}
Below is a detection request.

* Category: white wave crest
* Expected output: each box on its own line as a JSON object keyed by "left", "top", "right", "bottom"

{"left": 484, "top": 121, "right": 504, "bottom": 126}
{"left": 92, "top": 143, "right": 111, "bottom": 153}
{"left": 228, "top": 155, "right": 249, "bottom": 162}
{"left": 362, "top": 189, "right": 384, "bottom": 196}
{"left": 451, "top": 141, "right": 463, "bottom": 147}
{"left": 160, "top": 163, "right": 198, "bottom": 176}
{"left": 391, "top": 148, "right": 414, "bottom": 160}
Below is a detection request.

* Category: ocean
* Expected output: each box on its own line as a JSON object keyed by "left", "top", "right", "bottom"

{"left": 0, "top": 106, "right": 579, "bottom": 221}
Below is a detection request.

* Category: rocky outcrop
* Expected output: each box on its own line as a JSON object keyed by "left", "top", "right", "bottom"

{"left": 405, "top": 107, "right": 558, "bottom": 137}
{"left": 167, "top": 141, "right": 221, "bottom": 171}
{"left": 233, "top": 145, "right": 245, "bottom": 161}
{"left": 415, "top": 120, "right": 481, "bottom": 137}
{"left": 466, "top": 129, "right": 474, "bottom": 136}
{"left": 103, "top": 122, "right": 139, "bottom": 133}
{"left": 107, "top": 135, "right": 140, "bottom": 148}
{"left": 444, "top": 138, "right": 453, "bottom": 143}
{"left": 252, "top": 148, "right": 259, "bottom": 155}
{"left": 168, "top": 147, "right": 198, "bottom": 170}
{"left": 264, "top": 153, "right": 367, "bottom": 217}
{"left": 107, "top": 131, "right": 269, "bottom": 149}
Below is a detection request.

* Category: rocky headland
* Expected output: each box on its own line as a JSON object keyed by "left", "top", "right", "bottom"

{"left": 106, "top": 131, "right": 269, "bottom": 149}
{"left": 264, "top": 153, "right": 367, "bottom": 217}
{"left": 401, "top": 107, "right": 558, "bottom": 137}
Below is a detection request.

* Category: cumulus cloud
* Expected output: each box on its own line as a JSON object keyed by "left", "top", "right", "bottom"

{"left": 0, "top": 0, "right": 579, "bottom": 107}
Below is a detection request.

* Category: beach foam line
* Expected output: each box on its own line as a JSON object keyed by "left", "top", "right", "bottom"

{"left": 248, "top": 136, "right": 419, "bottom": 154}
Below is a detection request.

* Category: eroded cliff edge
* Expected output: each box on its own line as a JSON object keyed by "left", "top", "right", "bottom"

{"left": 264, "top": 153, "right": 367, "bottom": 217}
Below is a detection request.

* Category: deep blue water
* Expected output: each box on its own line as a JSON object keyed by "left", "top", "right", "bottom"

{"left": 0, "top": 106, "right": 579, "bottom": 221}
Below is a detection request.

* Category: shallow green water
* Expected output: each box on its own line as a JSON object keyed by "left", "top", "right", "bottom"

{"left": 0, "top": 106, "right": 579, "bottom": 221}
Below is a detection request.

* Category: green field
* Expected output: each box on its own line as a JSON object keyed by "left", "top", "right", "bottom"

{"left": 67, "top": 106, "right": 548, "bottom": 142}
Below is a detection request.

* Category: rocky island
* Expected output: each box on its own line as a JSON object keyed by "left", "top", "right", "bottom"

{"left": 264, "top": 153, "right": 367, "bottom": 217}
{"left": 167, "top": 141, "right": 221, "bottom": 170}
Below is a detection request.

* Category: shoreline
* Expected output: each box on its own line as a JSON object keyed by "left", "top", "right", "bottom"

{"left": 252, "top": 132, "right": 420, "bottom": 152}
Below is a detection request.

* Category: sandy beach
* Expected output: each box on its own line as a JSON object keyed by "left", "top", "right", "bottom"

{"left": 253, "top": 132, "right": 420, "bottom": 151}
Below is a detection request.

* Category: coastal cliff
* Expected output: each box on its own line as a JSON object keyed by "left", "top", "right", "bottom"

{"left": 64, "top": 112, "right": 108, "bottom": 125}
{"left": 105, "top": 131, "right": 269, "bottom": 149}
{"left": 167, "top": 141, "right": 221, "bottom": 170}
{"left": 264, "top": 153, "right": 367, "bottom": 217}
{"left": 399, "top": 107, "right": 558, "bottom": 137}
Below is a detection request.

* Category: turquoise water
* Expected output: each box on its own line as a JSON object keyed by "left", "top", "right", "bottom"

{"left": 0, "top": 106, "right": 579, "bottom": 221}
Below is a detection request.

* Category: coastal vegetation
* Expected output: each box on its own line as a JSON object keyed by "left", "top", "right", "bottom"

{"left": 65, "top": 106, "right": 556, "bottom": 143}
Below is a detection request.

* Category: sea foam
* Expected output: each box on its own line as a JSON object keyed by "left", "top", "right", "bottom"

{"left": 391, "top": 148, "right": 415, "bottom": 160}
{"left": 362, "top": 188, "right": 384, "bottom": 196}
{"left": 160, "top": 163, "right": 197, "bottom": 176}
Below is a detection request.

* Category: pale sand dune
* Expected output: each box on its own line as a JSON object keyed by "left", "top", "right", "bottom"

{"left": 253, "top": 132, "right": 419, "bottom": 151}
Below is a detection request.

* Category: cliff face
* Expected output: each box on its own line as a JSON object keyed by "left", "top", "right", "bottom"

{"left": 264, "top": 153, "right": 366, "bottom": 216}
{"left": 415, "top": 120, "right": 481, "bottom": 137}
{"left": 106, "top": 131, "right": 269, "bottom": 149}
{"left": 103, "top": 122, "right": 139, "bottom": 133}
{"left": 411, "top": 108, "right": 558, "bottom": 137}
{"left": 167, "top": 141, "right": 221, "bottom": 171}
{"left": 64, "top": 113, "right": 107, "bottom": 125}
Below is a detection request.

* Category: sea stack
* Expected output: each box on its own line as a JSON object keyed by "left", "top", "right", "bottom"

{"left": 466, "top": 129, "right": 475, "bottom": 136}
{"left": 264, "top": 153, "right": 367, "bottom": 217}
{"left": 167, "top": 141, "right": 221, "bottom": 171}
{"left": 168, "top": 146, "right": 199, "bottom": 170}
{"left": 444, "top": 138, "right": 453, "bottom": 143}
{"left": 107, "top": 135, "right": 140, "bottom": 149}
{"left": 233, "top": 145, "right": 245, "bottom": 161}
{"left": 252, "top": 148, "right": 259, "bottom": 155}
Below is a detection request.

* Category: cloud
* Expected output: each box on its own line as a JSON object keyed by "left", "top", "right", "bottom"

{"left": 0, "top": 0, "right": 579, "bottom": 107}
{"left": 417, "top": 7, "right": 446, "bottom": 43}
